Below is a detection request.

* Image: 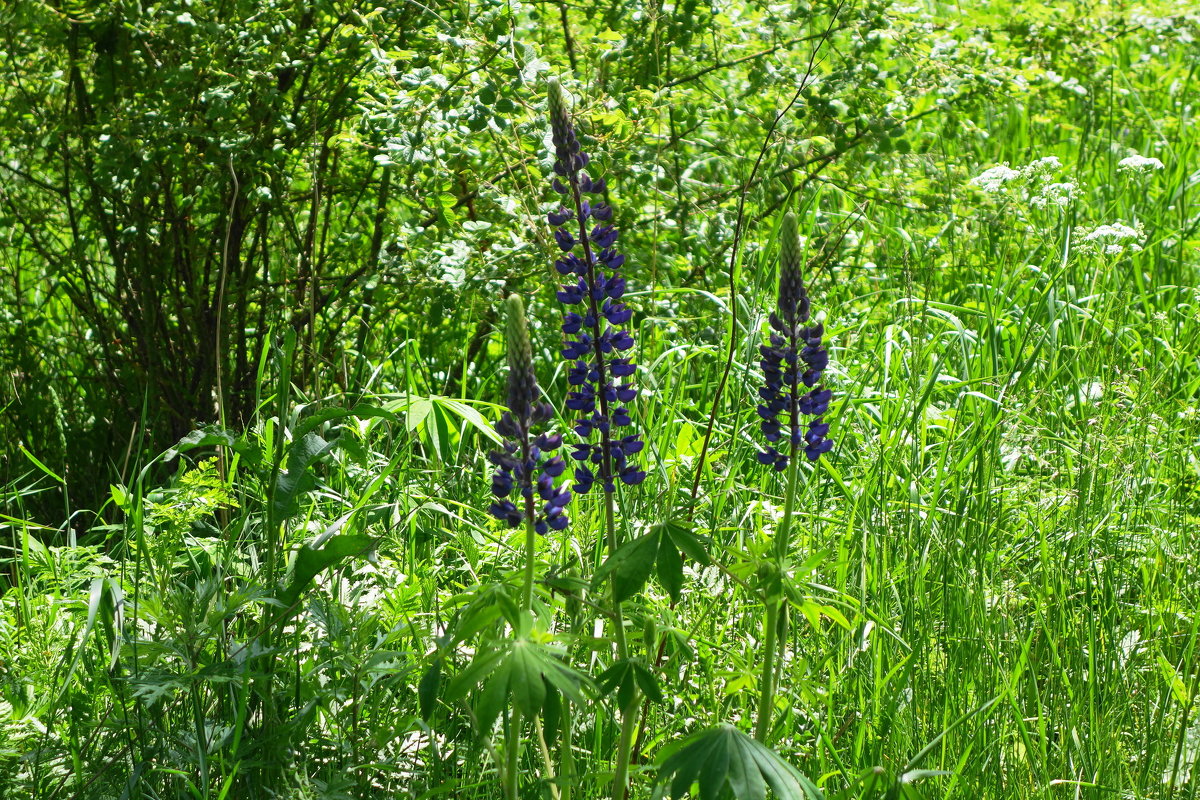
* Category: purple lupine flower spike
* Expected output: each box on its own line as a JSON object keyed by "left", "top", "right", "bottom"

{"left": 488, "top": 295, "right": 572, "bottom": 535}
{"left": 757, "top": 212, "right": 833, "bottom": 471}
{"left": 545, "top": 78, "right": 645, "bottom": 494}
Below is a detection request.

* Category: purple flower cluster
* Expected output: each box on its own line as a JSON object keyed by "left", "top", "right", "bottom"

{"left": 546, "top": 78, "right": 645, "bottom": 494}
{"left": 757, "top": 213, "right": 833, "bottom": 471}
{"left": 488, "top": 296, "right": 572, "bottom": 534}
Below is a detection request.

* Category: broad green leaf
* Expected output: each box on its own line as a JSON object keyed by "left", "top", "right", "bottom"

{"left": 657, "top": 539, "right": 685, "bottom": 603}
{"left": 294, "top": 404, "right": 396, "bottom": 440}
{"left": 656, "top": 724, "right": 823, "bottom": 800}
{"left": 418, "top": 659, "right": 441, "bottom": 721}
{"left": 277, "top": 533, "right": 373, "bottom": 611}
{"left": 447, "top": 644, "right": 510, "bottom": 708}
{"left": 1158, "top": 655, "right": 1190, "bottom": 705}
{"left": 509, "top": 643, "right": 548, "bottom": 717}
{"left": 663, "top": 521, "right": 712, "bottom": 566}
{"left": 593, "top": 531, "right": 661, "bottom": 602}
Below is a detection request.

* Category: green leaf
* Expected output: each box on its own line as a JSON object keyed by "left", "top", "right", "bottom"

{"left": 272, "top": 432, "right": 338, "bottom": 520}
{"left": 447, "top": 644, "right": 510, "bottom": 703}
{"left": 633, "top": 661, "right": 665, "bottom": 704}
{"left": 509, "top": 642, "right": 548, "bottom": 716}
{"left": 656, "top": 539, "right": 684, "bottom": 603}
{"left": 597, "top": 659, "right": 638, "bottom": 710}
{"left": 476, "top": 661, "right": 512, "bottom": 733}
{"left": 662, "top": 521, "right": 712, "bottom": 566}
{"left": 656, "top": 724, "right": 823, "bottom": 800}
{"left": 593, "top": 531, "right": 661, "bottom": 602}
{"left": 542, "top": 688, "right": 561, "bottom": 742}
{"left": 277, "top": 532, "right": 373, "bottom": 612}
{"left": 418, "top": 659, "right": 441, "bottom": 721}
{"left": 162, "top": 425, "right": 261, "bottom": 466}
{"left": 294, "top": 404, "right": 397, "bottom": 440}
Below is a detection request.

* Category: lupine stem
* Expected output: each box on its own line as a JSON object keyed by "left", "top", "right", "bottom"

{"left": 603, "top": 494, "right": 629, "bottom": 659}
{"left": 523, "top": 465, "right": 538, "bottom": 612}
{"left": 754, "top": 599, "right": 781, "bottom": 743}
{"left": 505, "top": 707, "right": 521, "bottom": 800}
{"left": 545, "top": 77, "right": 645, "bottom": 800}
{"left": 560, "top": 700, "right": 575, "bottom": 800}
{"left": 603, "top": 492, "right": 638, "bottom": 800}
{"left": 556, "top": 96, "right": 638, "bottom": 799}
{"left": 534, "top": 714, "right": 562, "bottom": 800}
{"left": 754, "top": 441, "right": 801, "bottom": 742}
{"left": 613, "top": 692, "right": 641, "bottom": 800}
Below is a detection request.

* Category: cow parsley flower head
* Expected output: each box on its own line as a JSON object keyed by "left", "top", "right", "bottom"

{"left": 488, "top": 295, "right": 572, "bottom": 535}
{"left": 1076, "top": 221, "right": 1145, "bottom": 256}
{"left": 1118, "top": 154, "right": 1165, "bottom": 174}
{"left": 545, "top": 78, "right": 645, "bottom": 494}
{"left": 971, "top": 164, "right": 1021, "bottom": 193}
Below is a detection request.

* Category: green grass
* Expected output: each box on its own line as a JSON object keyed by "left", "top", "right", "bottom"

{"left": 3, "top": 1, "right": 1200, "bottom": 798}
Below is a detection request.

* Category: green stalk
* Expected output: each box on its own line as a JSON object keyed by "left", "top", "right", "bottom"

{"left": 612, "top": 692, "right": 641, "bottom": 800}
{"left": 506, "top": 707, "right": 522, "bottom": 800}
{"left": 604, "top": 494, "right": 629, "bottom": 660}
{"left": 535, "top": 714, "right": 562, "bottom": 800}
{"left": 755, "top": 444, "right": 801, "bottom": 742}
{"left": 604, "top": 491, "right": 642, "bottom": 800}
{"left": 753, "top": 600, "right": 781, "bottom": 742}
{"left": 523, "top": 492, "right": 538, "bottom": 613}
{"left": 603, "top": 492, "right": 639, "bottom": 800}
{"left": 560, "top": 699, "right": 575, "bottom": 800}
{"left": 773, "top": 446, "right": 802, "bottom": 561}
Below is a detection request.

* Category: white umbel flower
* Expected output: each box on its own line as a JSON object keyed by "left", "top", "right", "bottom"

{"left": 1117, "top": 154, "right": 1165, "bottom": 173}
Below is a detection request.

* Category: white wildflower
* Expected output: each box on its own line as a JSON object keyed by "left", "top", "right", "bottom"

{"left": 1023, "top": 156, "right": 1062, "bottom": 176}
{"left": 1118, "top": 154, "right": 1165, "bottom": 173}
{"left": 1076, "top": 222, "right": 1145, "bottom": 255}
{"left": 1030, "top": 182, "right": 1078, "bottom": 209}
{"left": 971, "top": 164, "right": 1021, "bottom": 192}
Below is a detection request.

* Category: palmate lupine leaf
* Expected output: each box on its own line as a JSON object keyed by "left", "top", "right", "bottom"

{"left": 591, "top": 521, "right": 711, "bottom": 603}
{"left": 446, "top": 635, "right": 592, "bottom": 732}
{"left": 653, "top": 724, "right": 824, "bottom": 800}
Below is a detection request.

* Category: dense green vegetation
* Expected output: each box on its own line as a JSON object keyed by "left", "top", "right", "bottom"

{"left": 2, "top": 0, "right": 1199, "bottom": 797}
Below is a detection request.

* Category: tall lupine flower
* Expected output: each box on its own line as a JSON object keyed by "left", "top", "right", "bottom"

{"left": 757, "top": 212, "right": 833, "bottom": 470}
{"left": 488, "top": 295, "right": 572, "bottom": 535}
{"left": 545, "top": 78, "right": 646, "bottom": 494}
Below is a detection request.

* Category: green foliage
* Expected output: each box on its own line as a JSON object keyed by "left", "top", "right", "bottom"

{"left": 3, "top": 0, "right": 1200, "bottom": 798}
{"left": 654, "top": 724, "right": 824, "bottom": 800}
